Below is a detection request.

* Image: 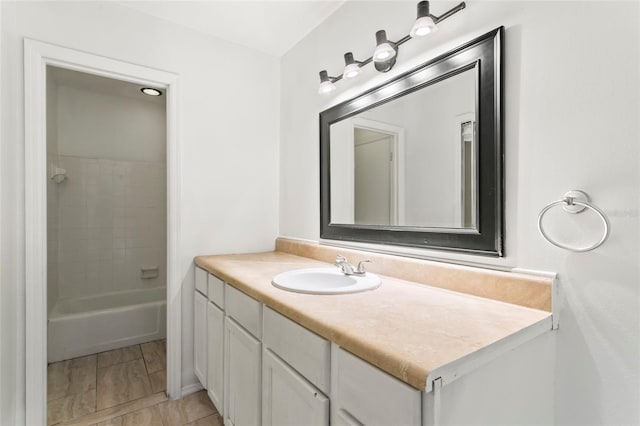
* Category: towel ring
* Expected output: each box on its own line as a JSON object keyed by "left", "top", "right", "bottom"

{"left": 537, "top": 190, "right": 610, "bottom": 252}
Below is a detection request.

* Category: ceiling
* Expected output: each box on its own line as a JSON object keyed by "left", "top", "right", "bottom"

{"left": 49, "top": 66, "right": 166, "bottom": 105}
{"left": 119, "top": 1, "right": 347, "bottom": 57}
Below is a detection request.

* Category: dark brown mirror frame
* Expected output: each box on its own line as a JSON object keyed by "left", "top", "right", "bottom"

{"left": 320, "top": 27, "right": 504, "bottom": 256}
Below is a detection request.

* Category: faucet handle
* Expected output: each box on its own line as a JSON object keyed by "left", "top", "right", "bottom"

{"left": 335, "top": 254, "right": 348, "bottom": 263}
{"left": 356, "top": 259, "right": 372, "bottom": 274}
{"left": 334, "top": 254, "right": 354, "bottom": 274}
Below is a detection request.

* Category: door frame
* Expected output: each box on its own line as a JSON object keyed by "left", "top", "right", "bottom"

{"left": 350, "top": 118, "right": 405, "bottom": 225}
{"left": 24, "top": 39, "right": 182, "bottom": 425}
{"left": 453, "top": 112, "right": 477, "bottom": 228}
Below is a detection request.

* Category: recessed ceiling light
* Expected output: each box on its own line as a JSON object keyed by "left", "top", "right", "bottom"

{"left": 141, "top": 87, "right": 162, "bottom": 96}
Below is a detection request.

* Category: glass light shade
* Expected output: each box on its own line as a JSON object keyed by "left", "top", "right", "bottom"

{"left": 318, "top": 70, "right": 336, "bottom": 94}
{"left": 373, "top": 43, "right": 397, "bottom": 62}
{"left": 343, "top": 63, "right": 361, "bottom": 79}
{"left": 410, "top": 16, "right": 438, "bottom": 37}
{"left": 318, "top": 80, "right": 336, "bottom": 94}
{"left": 373, "top": 30, "right": 397, "bottom": 63}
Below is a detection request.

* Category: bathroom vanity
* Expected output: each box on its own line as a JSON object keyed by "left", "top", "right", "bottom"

{"left": 194, "top": 238, "right": 555, "bottom": 426}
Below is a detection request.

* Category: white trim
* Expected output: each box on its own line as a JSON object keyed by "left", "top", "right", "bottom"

{"left": 181, "top": 382, "right": 205, "bottom": 398}
{"left": 24, "top": 39, "right": 182, "bottom": 424}
{"left": 345, "top": 120, "right": 355, "bottom": 223}
{"left": 0, "top": 0, "right": 3, "bottom": 417}
{"left": 423, "top": 317, "right": 553, "bottom": 392}
{"left": 513, "top": 268, "right": 559, "bottom": 330}
{"left": 453, "top": 112, "right": 476, "bottom": 228}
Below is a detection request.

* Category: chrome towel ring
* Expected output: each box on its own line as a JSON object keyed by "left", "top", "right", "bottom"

{"left": 537, "top": 190, "right": 610, "bottom": 252}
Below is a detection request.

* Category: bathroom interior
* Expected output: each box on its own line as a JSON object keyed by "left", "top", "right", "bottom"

{"left": 46, "top": 66, "right": 167, "bottom": 362}
{"left": 1, "top": 1, "right": 638, "bottom": 426}
{"left": 44, "top": 65, "right": 169, "bottom": 423}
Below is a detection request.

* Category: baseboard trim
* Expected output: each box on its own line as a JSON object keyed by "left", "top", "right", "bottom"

{"left": 181, "top": 382, "right": 204, "bottom": 398}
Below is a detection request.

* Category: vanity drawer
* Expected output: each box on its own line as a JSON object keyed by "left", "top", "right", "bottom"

{"left": 195, "top": 266, "right": 208, "bottom": 296}
{"left": 224, "top": 284, "right": 262, "bottom": 338}
{"left": 263, "top": 306, "right": 331, "bottom": 394}
{"left": 334, "top": 348, "right": 421, "bottom": 426}
{"left": 207, "top": 273, "right": 225, "bottom": 309}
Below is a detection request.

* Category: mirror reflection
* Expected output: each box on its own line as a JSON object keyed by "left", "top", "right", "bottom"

{"left": 330, "top": 67, "right": 477, "bottom": 229}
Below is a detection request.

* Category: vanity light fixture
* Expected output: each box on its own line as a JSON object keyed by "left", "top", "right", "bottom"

{"left": 318, "top": 1, "right": 465, "bottom": 94}
{"left": 141, "top": 87, "right": 162, "bottom": 96}
{"left": 318, "top": 70, "right": 338, "bottom": 94}
{"left": 373, "top": 30, "right": 398, "bottom": 73}
{"left": 343, "top": 52, "right": 363, "bottom": 79}
{"left": 410, "top": 1, "right": 438, "bottom": 37}
{"left": 372, "top": 30, "right": 397, "bottom": 62}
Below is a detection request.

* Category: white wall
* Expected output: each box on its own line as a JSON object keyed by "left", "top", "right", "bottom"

{"left": 57, "top": 84, "right": 166, "bottom": 162}
{"left": 1, "top": 2, "right": 279, "bottom": 424}
{"left": 280, "top": 1, "right": 639, "bottom": 425}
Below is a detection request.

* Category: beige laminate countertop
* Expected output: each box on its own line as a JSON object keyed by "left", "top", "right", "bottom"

{"left": 195, "top": 251, "right": 552, "bottom": 391}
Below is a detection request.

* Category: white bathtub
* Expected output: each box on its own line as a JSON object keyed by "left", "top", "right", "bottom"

{"left": 48, "top": 287, "right": 166, "bottom": 363}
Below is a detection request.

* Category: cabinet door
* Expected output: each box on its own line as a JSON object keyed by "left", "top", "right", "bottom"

{"left": 194, "top": 290, "right": 208, "bottom": 388}
{"left": 333, "top": 348, "right": 421, "bottom": 426}
{"left": 263, "top": 307, "right": 330, "bottom": 394}
{"left": 207, "top": 301, "right": 224, "bottom": 414}
{"left": 195, "top": 266, "right": 208, "bottom": 295}
{"left": 224, "top": 317, "right": 261, "bottom": 426}
{"left": 262, "top": 349, "right": 329, "bottom": 426}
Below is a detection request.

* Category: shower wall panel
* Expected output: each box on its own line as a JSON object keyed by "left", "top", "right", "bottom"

{"left": 56, "top": 155, "right": 166, "bottom": 298}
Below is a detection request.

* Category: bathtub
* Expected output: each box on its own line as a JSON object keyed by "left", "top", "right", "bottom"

{"left": 48, "top": 287, "right": 166, "bottom": 363}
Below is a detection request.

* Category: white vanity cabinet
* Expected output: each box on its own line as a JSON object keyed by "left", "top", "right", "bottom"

{"left": 224, "top": 284, "right": 262, "bottom": 426}
{"left": 262, "top": 349, "right": 329, "bottom": 426}
{"left": 207, "top": 274, "right": 225, "bottom": 413}
{"left": 193, "top": 267, "right": 209, "bottom": 388}
{"left": 333, "top": 347, "right": 422, "bottom": 426}
{"left": 194, "top": 259, "right": 553, "bottom": 426}
{"left": 262, "top": 307, "right": 331, "bottom": 426}
{"left": 207, "top": 303, "right": 224, "bottom": 412}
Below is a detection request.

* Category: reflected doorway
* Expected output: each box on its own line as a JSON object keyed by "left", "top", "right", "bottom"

{"left": 354, "top": 128, "right": 394, "bottom": 225}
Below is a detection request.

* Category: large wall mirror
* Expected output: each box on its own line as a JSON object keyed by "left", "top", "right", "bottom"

{"left": 320, "top": 27, "right": 503, "bottom": 256}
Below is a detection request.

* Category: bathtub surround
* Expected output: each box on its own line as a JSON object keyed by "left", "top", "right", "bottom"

{"left": 55, "top": 156, "right": 167, "bottom": 299}
{"left": 49, "top": 67, "right": 167, "bottom": 302}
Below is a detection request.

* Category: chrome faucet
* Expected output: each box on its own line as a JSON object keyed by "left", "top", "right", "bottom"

{"left": 334, "top": 255, "right": 371, "bottom": 276}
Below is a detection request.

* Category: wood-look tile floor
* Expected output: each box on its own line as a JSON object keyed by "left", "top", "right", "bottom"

{"left": 47, "top": 339, "right": 221, "bottom": 426}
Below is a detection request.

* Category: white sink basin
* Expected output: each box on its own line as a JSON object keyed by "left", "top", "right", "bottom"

{"left": 272, "top": 268, "right": 381, "bottom": 295}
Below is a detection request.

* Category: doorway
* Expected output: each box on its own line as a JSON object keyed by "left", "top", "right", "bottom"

{"left": 25, "top": 39, "right": 181, "bottom": 425}
{"left": 353, "top": 128, "right": 395, "bottom": 225}
{"left": 351, "top": 118, "right": 405, "bottom": 226}
{"left": 45, "top": 66, "right": 168, "bottom": 423}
